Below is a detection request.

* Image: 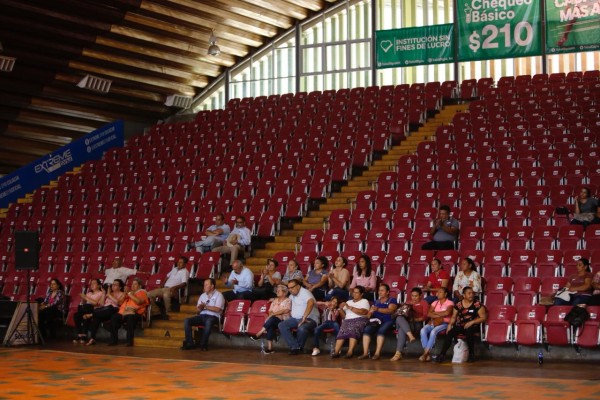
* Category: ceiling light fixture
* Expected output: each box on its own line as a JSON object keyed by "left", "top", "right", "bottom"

{"left": 165, "top": 95, "right": 193, "bottom": 108}
{"left": 208, "top": 29, "right": 221, "bottom": 56}
{"left": 76, "top": 74, "right": 112, "bottom": 93}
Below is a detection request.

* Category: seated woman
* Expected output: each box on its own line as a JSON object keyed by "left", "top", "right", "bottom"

{"left": 252, "top": 284, "right": 291, "bottom": 354}
{"left": 108, "top": 277, "right": 149, "bottom": 346}
{"left": 86, "top": 279, "right": 126, "bottom": 345}
{"left": 437, "top": 286, "right": 487, "bottom": 363}
{"left": 554, "top": 258, "right": 593, "bottom": 306}
{"left": 73, "top": 278, "right": 105, "bottom": 344}
{"left": 424, "top": 258, "right": 450, "bottom": 304}
{"left": 419, "top": 287, "right": 454, "bottom": 362}
{"left": 252, "top": 259, "right": 282, "bottom": 300}
{"left": 452, "top": 257, "right": 481, "bottom": 303}
{"left": 570, "top": 187, "right": 598, "bottom": 228}
{"left": 326, "top": 256, "right": 351, "bottom": 302}
{"left": 303, "top": 256, "right": 329, "bottom": 301}
{"left": 38, "top": 278, "right": 65, "bottom": 339}
{"left": 331, "top": 286, "right": 370, "bottom": 359}
{"left": 589, "top": 269, "right": 600, "bottom": 306}
{"left": 281, "top": 260, "right": 304, "bottom": 284}
{"left": 391, "top": 287, "right": 430, "bottom": 361}
{"left": 359, "top": 283, "right": 398, "bottom": 360}
{"left": 312, "top": 296, "right": 341, "bottom": 356}
{"left": 349, "top": 255, "right": 377, "bottom": 302}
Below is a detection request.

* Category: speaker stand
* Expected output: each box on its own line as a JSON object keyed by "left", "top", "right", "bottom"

{"left": 5, "top": 270, "right": 44, "bottom": 347}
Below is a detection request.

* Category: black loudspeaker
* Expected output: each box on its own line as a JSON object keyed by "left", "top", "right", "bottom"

{"left": 15, "top": 231, "right": 39, "bottom": 271}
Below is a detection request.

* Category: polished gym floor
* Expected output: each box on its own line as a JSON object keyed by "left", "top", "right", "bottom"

{"left": 1, "top": 341, "right": 598, "bottom": 399}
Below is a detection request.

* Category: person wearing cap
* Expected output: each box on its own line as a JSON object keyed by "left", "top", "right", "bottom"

{"left": 252, "top": 258, "right": 282, "bottom": 300}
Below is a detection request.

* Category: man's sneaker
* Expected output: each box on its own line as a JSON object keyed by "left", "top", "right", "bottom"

{"left": 311, "top": 348, "right": 320, "bottom": 356}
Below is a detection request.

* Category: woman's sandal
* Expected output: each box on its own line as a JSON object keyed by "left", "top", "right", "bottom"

{"left": 390, "top": 352, "right": 402, "bottom": 361}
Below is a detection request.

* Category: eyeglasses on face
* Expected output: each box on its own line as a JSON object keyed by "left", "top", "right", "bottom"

{"left": 287, "top": 284, "right": 298, "bottom": 290}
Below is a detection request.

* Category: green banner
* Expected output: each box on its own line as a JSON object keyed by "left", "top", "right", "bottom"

{"left": 546, "top": 0, "right": 600, "bottom": 54}
{"left": 375, "top": 24, "right": 454, "bottom": 69}
{"left": 457, "top": 0, "right": 542, "bottom": 61}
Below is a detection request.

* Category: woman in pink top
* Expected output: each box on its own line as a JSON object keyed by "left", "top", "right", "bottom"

{"left": 349, "top": 255, "right": 377, "bottom": 301}
{"left": 252, "top": 284, "right": 292, "bottom": 354}
{"left": 73, "top": 279, "right": 105, "bottom": 344}
{"left": 86, "top": 279, "right": 126, "bottom": 345}
{"left": 419, "top": 287, "right": 454, "bottom": 362}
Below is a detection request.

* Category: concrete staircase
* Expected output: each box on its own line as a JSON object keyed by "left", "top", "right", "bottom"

{"left": 135, "top": 103, "right": 469, "bottom": 349}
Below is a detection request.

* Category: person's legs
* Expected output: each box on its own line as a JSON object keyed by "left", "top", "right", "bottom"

{"left": 123, "top": 314, "right": 140, "bottom": 345}
{"left": 222, "top": 290, "right": 236, "bottom": 302}
{"left": 426, "top": 323, "right": 448, "bottom": 351}
{"left": 161, "top": 287, "right": 173, "bottom": 315}
{"left": 229, "top": 245, "right": 241, "bottom": 262}
{"left": 360, "top": 325, "right": 377, "bottom": 357}
{"left": 395, "top": 316, "right": 411, "bottom": 352}
{"left": 347, "top": 338, "right": 358, "bottom": 356}
{"left": 313, "top": 320, "right": 334, "bottom": 349}
{"left": 464, "top": 325, "right": 478, "bottom": 360}
{"left": 147, "top": 288, "right": 163, "bottom": 313}
{"left": 296, "top": 319, "right": 317, "bottom": 350}
{"left": 198, "top": 314, "right": 218, "bottom": 349}
{"left": 439, "top": 326, "right": 461, "bottom": 357}
{"left": 89, "top": 306, "right": 117, "bottom": 341}
{"left": 373, "top": 320, "right": 394, "bottom": 357}
{"left": 183, "top": 315, "right": 204, "bottom": 345}
{"left": 109, "top": 313, "right": 123, "bottom": 344}
{"left": 73, "top": 310, "right": 85, "bottom": 336}
{"left": 263, "top": 316, "right": 282, "bottom": 341}
{"left": 278, "top": 318, "right": 300, "bottom": 350}
{"left": 420, "top": 324, "right": 433, "bottom": 349}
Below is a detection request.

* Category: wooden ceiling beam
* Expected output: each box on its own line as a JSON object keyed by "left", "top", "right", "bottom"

{"left": 7, "top": 109, "right": 103, "bottom": 134}
{"left": 205, "top": 0, "right": 294, "bottom": 29}
{"left": 122, "top": 13, "right": 246, "bottom": 59}
{"left": 136, "top": 2, "right": 265, "bottom": 46}
{"left": 0, "top": 150, "right": 40, "bottom": 168}
{"left": 3, "top": 121, "right": 84, "bottom": 143}
{"left": 0, "top": 137, "right": 60, "bottom": 157}
{"left": 238, "top": 0, "right": 308, "bottom": 19}
{"left": 94, "top": 37, "right": 224, "bottom": 76}
{"left": 67, "top": 60, "right": 200, "bottom": 95}
{"left": 283, "top": 0, "right": 324, "bottom": 12}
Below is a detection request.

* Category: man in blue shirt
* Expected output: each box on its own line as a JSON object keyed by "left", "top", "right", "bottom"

{"left": 213, "top": 216, "right": 252, "bottom": 263}
{"left": 421, "top": 205, "right": 459, "bottom": 250}
{"left": 190, "top": 213, "right": 231, "bottom": 253}
{"left": 222, "top": 260, "right": 254, "bottom": 302}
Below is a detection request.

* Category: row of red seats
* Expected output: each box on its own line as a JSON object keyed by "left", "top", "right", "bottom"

{"left": 485, "top": 305, "right": 599, "bottom": 349}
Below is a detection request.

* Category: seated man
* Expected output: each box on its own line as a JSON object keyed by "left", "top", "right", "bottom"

{"left": 421, "top": 204, "right": 459, "bottom": 250}
{"left": 181, "top": 278, "right": 225, "bottom": 351}
{"left": 221, "top": 260, "right": 254, "bottom": 302}
{"left": 148, "top": 256, "right": 190, "bottom": 319}
{"left": 190, "top": 213, "right": 231, "bottom": 253}
{"left": 437, "top": 286, "right": 487, "bottom": 363}
{"left": 103, "top": 257, "right": 136, "bottom": 290}
{"left": 212, "top": 216, "right": 251, "bottom": 264}
{"left": 278, "top": 278, "right": 320, "bottom": 355}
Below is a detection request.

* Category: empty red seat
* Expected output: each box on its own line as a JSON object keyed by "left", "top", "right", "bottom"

{"left": 484, "top": 305, "right": 517, "bottom": 346}
{"left": 543, "top": 306, "right": 573, "bottom": 346}
{"left": 514, "top": 305, "right": 546, "bottom": 346}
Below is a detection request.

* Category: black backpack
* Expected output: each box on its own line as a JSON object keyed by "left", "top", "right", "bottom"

{"left": 564, "top": 306, "right": 590, "bottom": 328}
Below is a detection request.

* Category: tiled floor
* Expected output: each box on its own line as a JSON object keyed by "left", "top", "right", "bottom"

{"left": 1, "top": 344, "right": 599, "bottom": 399}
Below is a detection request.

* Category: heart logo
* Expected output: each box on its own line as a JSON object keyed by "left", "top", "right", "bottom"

{"left": 380, "top": 40, "right": 393, "bottom": 53}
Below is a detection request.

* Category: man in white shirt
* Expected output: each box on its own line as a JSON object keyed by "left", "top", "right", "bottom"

{"left": 221, "top": 260, "right": 254, "bottom": 302}
{"left": 278, "top": 279, "right": 319, "bottom": 355}
{"left": 212, "top": 216, "right": 252, "bottom": 264}
{"left": 181, "top": 278, "right": 225, "bottom": 351}
{"left": 148, "top": 256, "right": 190, "bottom": 319}
{"left": 103, "top": 257, "right": 136, "bottom": 290}
{"left": 190, "top": 213, "right": 231, "bottom": 253}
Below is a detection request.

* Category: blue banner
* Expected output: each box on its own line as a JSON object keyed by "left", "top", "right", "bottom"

{"left": 0, "top": 120, "right": 124, "bottom": 209}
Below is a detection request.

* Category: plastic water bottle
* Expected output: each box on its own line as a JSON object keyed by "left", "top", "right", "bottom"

{"left": 260, "top": 339, "right": 265, "bottom": 354}
{"left": 538, "top": 350, "right": 543, "bottom": 365}
{"left": 329, "top": 338, "right": 335, "bottom": 356}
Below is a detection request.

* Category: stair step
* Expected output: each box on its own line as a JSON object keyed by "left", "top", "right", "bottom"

{"left": 308, "top": 210, "right": 332, "bottom": 218}
{"left": 326, "top": 197, "right": 352, "bottom": 204}
{"left": 302, "top": 217, "right": 325, "bottom": 224}
{"left": 135, "top": 337, "right": 182, "bottom": 348}
{"left": 318, "top": 203, "right": 350, "bottom": 211}
{"left": 292, "top": 222, "right": 324, "bottom": 230}
{"left": 274, "top": 236, "right": 298, "bottom": 243}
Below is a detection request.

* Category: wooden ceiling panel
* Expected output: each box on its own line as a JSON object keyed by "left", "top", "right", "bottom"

{"left": 0, "top": 0, "right": 336, "bottom": 177}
